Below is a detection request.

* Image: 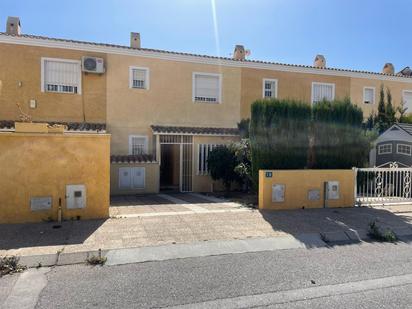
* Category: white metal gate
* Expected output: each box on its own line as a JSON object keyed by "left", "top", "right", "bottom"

{"left": 159, "top": 135, "right": 193, "bottom": 192}
{"left": 354, "top": 162, "right": 412, "bottom": 206}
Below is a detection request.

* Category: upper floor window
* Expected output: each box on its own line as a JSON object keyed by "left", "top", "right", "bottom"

{"left": 363, "top": 87, "right": 375, "bottom": 104}
{"left": 402, "top": 90, "right": 412, "bottom": 113}
{"left": 193, "top": 72, "right": 221, "bottom": 103}
{"left": 312, "top": 82, "right": 335, "bottom": 104}
{"left": 128, "top": 135, "right": 148, "bottom": 155}
{"left": 41, "top": 58, "right": 81, "bottom": 94}
{"left": 129, "top": 67, "right": 149, "bottom": 89}
{"left": 263, "top": 79, "right": 278, "bottom": 99}
{"left": 397, "top": 144, "right": 411, "bottom": 156}
{"left": 378, "top": 143, "right": 392, "bottom": 155}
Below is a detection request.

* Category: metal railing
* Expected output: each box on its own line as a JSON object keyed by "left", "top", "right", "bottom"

{"left": 354, "top": 162, "right": 412, "bottom": 206}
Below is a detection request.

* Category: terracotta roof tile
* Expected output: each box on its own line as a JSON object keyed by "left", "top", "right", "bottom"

{"left": 1, "top": 32, "right": 410, "bottom": 79}
{"left": 0, "top": 120, "right": 106, "bottom": 132}
{"left": 151, "top": 125, "right": 239, "bottom": 136}
{"left": 110, "top": 154, "right": 156, "bottom": 164}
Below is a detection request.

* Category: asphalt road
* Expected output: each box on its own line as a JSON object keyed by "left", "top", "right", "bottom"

{"left": 2, "top": 241, "right": 412, "bottom": 308}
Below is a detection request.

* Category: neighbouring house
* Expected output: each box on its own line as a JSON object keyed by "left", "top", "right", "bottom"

{"left": 2, "top": 16, "right": 412, "bottom": 194}
{"left": 370, "top": 123, "right": 412, "bottom": 167}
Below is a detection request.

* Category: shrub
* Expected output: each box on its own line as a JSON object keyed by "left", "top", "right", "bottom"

{"left": 207, "top": 145, "right": 242, "bottom": 191}
{"left": 0, "top": 256, "right": 26, "bottom": 277}
{"left": 250, "top": 99, "right": 312, "bottom": 184}
{"left": 312, "top": 98, "right": 371, "bottom": 168}
{"left": 368, "top": 221, "right": 397, "bottom": 242}
{"left": 86, "top": 249, "right": 107, "bottom": 266}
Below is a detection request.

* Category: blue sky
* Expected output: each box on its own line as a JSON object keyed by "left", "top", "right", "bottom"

{"left": 1, "top": 0, "right": 410, "bottom": 73}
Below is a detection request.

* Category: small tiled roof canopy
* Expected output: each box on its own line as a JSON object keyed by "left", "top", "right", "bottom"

{"left": 151, "top": 125, "right": 239, "bottom": 136}
{"left": 110, "top": 154, "right": 156, "bottom": 164}
{"left": 0, "top": 120, "right": 106, "bottom": 132}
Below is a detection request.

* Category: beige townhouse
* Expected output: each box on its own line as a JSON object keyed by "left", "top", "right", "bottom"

{"left": 1, "top": 17, "right": 412, "bottom": 195}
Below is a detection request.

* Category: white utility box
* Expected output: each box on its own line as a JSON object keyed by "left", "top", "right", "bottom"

{"left": 66, "top": 184, "right": 86, "bottom": 209}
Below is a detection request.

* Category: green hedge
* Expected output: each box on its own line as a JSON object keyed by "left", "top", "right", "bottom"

{"left": 250, "top": 98, "right": 371, "bottom": 184}
{"left": 250, "top": 99, "right": 312, "bottom": 182}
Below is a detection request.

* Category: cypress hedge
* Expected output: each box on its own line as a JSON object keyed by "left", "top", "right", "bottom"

{"left": 250, "top": 98, "right": 372, "bottom": 184}
{"left": 250, "top": 99, "right": 311, "bottom": 182}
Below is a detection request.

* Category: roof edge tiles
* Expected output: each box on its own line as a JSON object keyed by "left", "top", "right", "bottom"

{"left": 110, "top": 154, "right": 157, "bottom": 164}
{"left": 0, "top": 120, "right": 106, "bottom": 132}
{"left": 151, "top": 125, "right": 240, "bottom": 136}
{"left": 1, "top": 32, "right": 412, "bottom": 81}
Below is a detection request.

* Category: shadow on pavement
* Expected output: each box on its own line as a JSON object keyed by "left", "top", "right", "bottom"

{"left": 0, "top": 219, "right": 106, "bottom": 250}
{"left": 259, "top": 206, "right": 412, "bottom": 247}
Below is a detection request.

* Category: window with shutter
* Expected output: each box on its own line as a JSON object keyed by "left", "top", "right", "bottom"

{"left": 41, "top": 58, "right": 81, "bottom": 94}
{"left": 312, "top": 82, "right": 335, "bottom": 103}
{"left": 129, "top": 67, "right": 149, "bottom": 89}
{"left": 402, "top": 91, "right": 412, "bottom": 113}
{"left": 193, "top": 73, "right": 221, "bottom": 103}
{"left": 263, "top": 79, "right": 278, "bottom": 98}
{"left": 363, "top": 87, "right": 375, "bottom": 104}
{"left": 128, "top": 135, "right": 148, "bottom": 155}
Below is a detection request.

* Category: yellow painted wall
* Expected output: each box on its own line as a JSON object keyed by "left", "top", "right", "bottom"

{"left": 106, "top": 54, "right": 241, "bottom": 155}
{"left": 259, "top": 169, "right": 355, "bottom": 210}
{"left": 0, "top": 43, "right": 106, "bottom": 123}
{"left": 110, "top": 163, "right": 160, "bottom": 195}
{"left": 240, "top": 68, "right": 351, "bottom": 119}
{"left": 0, "top": 131, "right": 110, "bottom": 224}
{"left": 349, "top": 78, "right": 412, "bottom": 116}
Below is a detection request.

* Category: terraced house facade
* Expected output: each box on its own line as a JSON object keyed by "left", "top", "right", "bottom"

{"left": 1, "top": 17, "right": 412, "bottom": 194}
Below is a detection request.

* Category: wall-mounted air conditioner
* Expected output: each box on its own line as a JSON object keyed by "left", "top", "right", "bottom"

{"left": 81, "top": 56, "right": 105, "bottom": 74}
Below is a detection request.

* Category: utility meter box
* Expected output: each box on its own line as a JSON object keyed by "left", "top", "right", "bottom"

{"left": 325, "top": 181, "right": 340, "bottom": 200}
{"left": 272, "top": 184, "right": 285, "bottom": 202}
{"left": 66, "top": 184, "right": 86, "bottom": 209}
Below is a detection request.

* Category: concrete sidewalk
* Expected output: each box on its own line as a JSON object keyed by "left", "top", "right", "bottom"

{"left": 2, "top": 199, "right": 412, "bottom": 267}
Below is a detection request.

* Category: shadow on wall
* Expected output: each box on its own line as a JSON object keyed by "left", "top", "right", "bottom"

{"left": 0, "top": 219, "right": 106, "bottom": 250}
{"left": 259, "top": 206, "right": 412, "bottom": 248}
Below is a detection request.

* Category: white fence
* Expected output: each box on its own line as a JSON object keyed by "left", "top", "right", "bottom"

{"left": 354, "top": 163, "right": 412, "bottom": 206}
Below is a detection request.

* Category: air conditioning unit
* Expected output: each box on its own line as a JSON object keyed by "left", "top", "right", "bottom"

{"left": 81, "top": 56, "right": 105, "bottom": 73}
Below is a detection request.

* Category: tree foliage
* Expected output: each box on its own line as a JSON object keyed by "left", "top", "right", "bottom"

{"left": 207, "top": 145, "right": 241, "bottom": 191}
{"left": 249, "top": 98, "right": 373, "bottom": 184}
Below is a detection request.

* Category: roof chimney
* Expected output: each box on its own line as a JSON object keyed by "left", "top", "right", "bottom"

{"left": 6, "top": 16, "right": 21, "bottom": 35}
{"left": 130, "top": 32, "right": 140, "bottom": 49}
{"left": 314, "top": 54, "right": 326, "bottom": 68}
{"left": 233, "top": 45, "right": 245, "bottom": 61}
{"left": 383, "top": 63, "right": 395, "bottom": 75}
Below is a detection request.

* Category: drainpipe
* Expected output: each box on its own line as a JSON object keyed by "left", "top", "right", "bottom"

{"left": 58, "top": 197, "right": 62, "bottom": 223}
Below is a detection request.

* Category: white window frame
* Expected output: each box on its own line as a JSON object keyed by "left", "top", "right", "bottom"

{"left": 363, "top": 87, "right": 375, "bottom": 104}
{"left": 311, "top": 82, "right": 335, "bottom": 104}
{"left": 378, "top": 143, "right": 392, "bottom": 155}
{"left": 129, "top": 66, "right": 150, "bottom": 90}
{"left": 41, "top": 57, "right": 82, "bottom": 94}
{"left": 402, "top": 90, "right": 412, "bottom": 111}
{"left": 262, "top": 78, "right": 278, "bottom": 99}
{"left": 128, "top": 135, "right": 148, "bottom": 155}
{"left": 192, "top": 72, "right": 222, "bottom": 104}
{"left": 397, "top": 143, "right": 412, "bottom": 156}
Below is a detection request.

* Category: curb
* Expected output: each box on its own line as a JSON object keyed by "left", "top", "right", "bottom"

{"left": 7, "top": 227, "right": 412, "bottom": 269}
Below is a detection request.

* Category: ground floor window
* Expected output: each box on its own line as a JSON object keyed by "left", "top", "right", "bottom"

{"left": 397, "top": 144, "right": 412, "bottom": 156}
{"left": 198, "top": 144, "right": 220, "bottom": 175}
{"left": 129, "top": 135, "right": 148, "bottom": 155}
{"left": 119, "top": 167, "right": 145, "bottom": 189}
{"left": 378, "top": 143, "right": 392, "bottom": 155}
